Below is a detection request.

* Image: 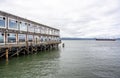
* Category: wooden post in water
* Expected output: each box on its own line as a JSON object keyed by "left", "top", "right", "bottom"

{"left": 36, "top": 38, "right": 37, "bottom": 44}
{"left": 62, "top": 43, "right": 65, "bottom": 48}
{"left": 5, "top": 48, "right": 9, "bottom": 62}
{"left": 30, "top": 42, "right": 33, "bottom": 54}
{"left": 16, "top": 48, "right": 19, "bottom": 56}
{"left": 26, "top": 41, "right": 29, "bottom": 54}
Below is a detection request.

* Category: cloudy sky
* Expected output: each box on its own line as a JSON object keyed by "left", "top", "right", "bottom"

{"left": 0, "top": 0, "right": 120, "bottom": 38}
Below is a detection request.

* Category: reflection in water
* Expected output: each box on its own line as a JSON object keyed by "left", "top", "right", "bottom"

{"left": 0, "top": 49, "right": 60, "bottom": 78}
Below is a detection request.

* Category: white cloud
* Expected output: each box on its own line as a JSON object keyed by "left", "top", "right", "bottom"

{"left": 0, "top": 0, "right": 120, "bottom": 38}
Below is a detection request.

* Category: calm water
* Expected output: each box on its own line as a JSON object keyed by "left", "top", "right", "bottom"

{"left": 0, "top": 40, "right": 120, "bottom": 78}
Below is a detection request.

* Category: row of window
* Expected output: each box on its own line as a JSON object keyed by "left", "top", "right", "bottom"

{"left": 0, "top": 16, "right": 59, "bottom": 35}
{"left": 0, "top": 32, "right": 60, "bottom": 43}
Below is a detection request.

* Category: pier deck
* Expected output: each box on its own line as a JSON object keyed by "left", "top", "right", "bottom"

{"left": 0, "top": 41, "right": 61, "bottom": 60}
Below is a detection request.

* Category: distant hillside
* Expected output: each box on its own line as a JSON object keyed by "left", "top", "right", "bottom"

{"left": 61, "top": 38, "right": 95, "bottom": 40}
{"left": 116, "top": 38, "right": 120, "bottom": 40}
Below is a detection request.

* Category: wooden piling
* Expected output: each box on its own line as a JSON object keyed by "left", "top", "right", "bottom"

{"left": 5, "top": 48, "right": 9, "bottom": 62}
{"left": 16, "top": 48, "right": 19, "bottom": 56}
{"left": 26, "top": 41, "right": 29, "bottom": 54}
{"left": 62, "top": 43, "right": 65, "bottom": 48}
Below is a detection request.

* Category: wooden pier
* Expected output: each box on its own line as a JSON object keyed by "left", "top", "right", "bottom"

{"left": 0, "top": 11, "right": 61, "bottom": 60}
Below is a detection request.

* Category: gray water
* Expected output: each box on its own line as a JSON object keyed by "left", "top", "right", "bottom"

{"left": 0, "top": 40, "right": 120, "bottom": 78}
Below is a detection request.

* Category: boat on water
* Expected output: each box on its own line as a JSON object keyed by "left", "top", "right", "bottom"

{"left": 96, "top": 39, "right": 116, "bottom": 41}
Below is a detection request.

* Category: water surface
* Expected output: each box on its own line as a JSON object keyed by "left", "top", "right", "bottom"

{"left": 0, "top": 40, "right": 120, "bottom": 78}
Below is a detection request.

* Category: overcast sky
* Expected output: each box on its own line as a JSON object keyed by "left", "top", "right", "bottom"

{"left": 0, "top": 0, "right": 120, "bottom": 38}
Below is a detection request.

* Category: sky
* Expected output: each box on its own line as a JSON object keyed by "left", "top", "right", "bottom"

{"left": 0, "top": 0, "right": 120, "bottom": 38}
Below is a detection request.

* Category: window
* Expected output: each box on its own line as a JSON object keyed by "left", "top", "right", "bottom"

{"left": 8, "top": 33, "right": 16, "bottom": 43}
{"left": 18, "top": 34, "right": 26, "bottom": 42}
{"left": 40, "top": 36, "right": 46, "bottom": 42}
{"left": 41, "top": 27, "right": 45, "bottom": 34}
{"left": 46, "top": 28, "right": 49, "bottom": 34}
{"left": 28, "top": 24, "right": 34, "bottom": 32}
{"left": 57, "top": 37, "right": 60, "bottom": 41}
{"left": 0, "top": 32, "right": 4, "bottom": 43}
{"left": 9, "top": 19, "right": 18, "bottom": 29}
{"left": 20, "top": 22, "right": 27, "bottom": 31}
{"left": 43, "top": 36, "right": 47, "bottom": 41}
{"left": 49, "top": 29, "right": 52, "bottom": 35}
{"left": 44, "top": 28, "right": 47, "bottom": 34}
{"left": 48, "top": 36, "right": 51, "bottom": 41}
{"left": 34, "top": 35, "right": 39, "bottom": 43}
{"left": 0, "top": 16, "right": 6, "bottom": 28}
{"left": 51, "top": 30, "right": 53, "bottom": 35}
{"left": 28, "top": 35, "right": 33, "bottom": 42}
{"left": 35, "top": 26, "right": 40, "bottom": 33}
{"left": 40, "top": 36, "right": 43, "bottom": 42}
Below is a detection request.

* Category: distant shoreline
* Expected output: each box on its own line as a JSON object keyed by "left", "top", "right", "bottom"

{"left": 61, "top": 39, "right": 95, "bottom": 40}
{"left": 61, "top": 38, "right": 120, "bottom": 40}
{"left": 61, "top": 38, "right": 95, "bottom": 40}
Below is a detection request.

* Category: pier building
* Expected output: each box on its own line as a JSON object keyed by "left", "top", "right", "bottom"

{"left": 0, "top": 11, "right": 61, "bottom": 60}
